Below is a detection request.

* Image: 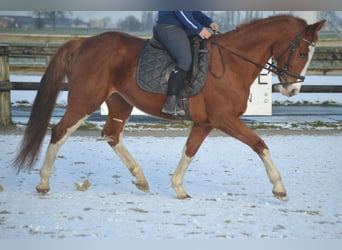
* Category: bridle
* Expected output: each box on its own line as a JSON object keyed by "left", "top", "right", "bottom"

{"left": 209, "top": 24, "right": 316, "bottom": 87}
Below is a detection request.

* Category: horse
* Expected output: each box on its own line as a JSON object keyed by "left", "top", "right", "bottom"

{"left": 13, "top": 15, "right": 325, "bottom": 200}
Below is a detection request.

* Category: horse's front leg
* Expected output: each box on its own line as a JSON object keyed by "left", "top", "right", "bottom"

{"left": 260, "top": 149, "right": 287, "bottom": 200}
{"left": 218, "top": 118, "right": 287, "bottom": 201}
{"left": 172, "top": 123, "right": 212, "bottom": 199}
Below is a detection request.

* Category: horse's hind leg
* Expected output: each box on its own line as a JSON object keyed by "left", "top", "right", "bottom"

{"left": 102, "top": 94, "right": 149, "bottom": 193}
{"left": 36, "top": 111, "right": 90, "bottom": 193}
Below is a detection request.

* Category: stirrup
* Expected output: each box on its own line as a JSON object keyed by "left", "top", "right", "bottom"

{"left": 174, "top": 104, "right": 185, "bottom": 117}
{"left": 162, "top": 107, "right": 184, "bottom": 117}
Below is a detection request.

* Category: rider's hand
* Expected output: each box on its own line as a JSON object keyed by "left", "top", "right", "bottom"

{"left": 209, "top": 22, "right": 219, "bottom": 32}
{"left": 199, "top": 28, "right": 212, "bottom": 39}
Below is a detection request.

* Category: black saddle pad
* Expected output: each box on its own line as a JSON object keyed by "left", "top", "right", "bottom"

{"left": 136, "top": 37, "right": 208, "bottom": 97}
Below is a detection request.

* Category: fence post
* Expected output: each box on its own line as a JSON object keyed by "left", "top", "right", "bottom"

{"left": 0, "top": 44, "right": 12, "bottom": 126}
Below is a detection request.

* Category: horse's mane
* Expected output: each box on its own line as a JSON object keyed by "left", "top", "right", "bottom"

{"left": 228, "top": 14, "right": 307, "bottom": 35}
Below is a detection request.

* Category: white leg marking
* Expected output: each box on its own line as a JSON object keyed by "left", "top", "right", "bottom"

{"left": 37, "top": 115, "right": 89, "bottom": 192}
{"left": 113, "top": 117, "right": 123, "bottom": 123}
{"left": 112, "top": 133, "right": 149, "bottom": 192}
{"left": 38, "top": 143, "right": 60, "bottom": 191}
{"left": 172, "top": 146, "right": 193, "bottom": 199}
{"left": 260, "top": 149, "right": 287, "bottom": 200}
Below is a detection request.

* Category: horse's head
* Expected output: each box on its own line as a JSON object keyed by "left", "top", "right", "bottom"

{"left": 274, "top": 19, "right": 326, "bottom": 97}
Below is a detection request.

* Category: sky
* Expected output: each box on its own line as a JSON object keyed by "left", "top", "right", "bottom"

{"left": 1, "top": 11, "right": 341, "bottom": 23}
{"left": 0, "top": 11, "right": 142, "bottom": 23}
{"left": 72, "top": 11, "right": 142, "bottom": 22}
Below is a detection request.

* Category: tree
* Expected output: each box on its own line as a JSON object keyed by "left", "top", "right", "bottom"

{"left": 45, "top": 11, "right": 72, "bottom": 29}
{"left": 33, "top": 11, "right": 44, "bottom": 28}
{"left": 117, "top": 15, "right": 141, "bottom": 31}
{"left": 32, "top": 11, "right": 72, "bottom": 29}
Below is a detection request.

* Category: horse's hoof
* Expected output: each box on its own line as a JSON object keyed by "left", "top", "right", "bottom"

{"left": 273, "top": 191, "right": 288, "bottom": 201}
{"left": 36, "top": 185, "right": 50, "bottom": 194}
{"left": 133, "top": 181, "right": 150, "bottom": 193}
{"left": 176, "top": 194, "right": 192, "bottom": 200}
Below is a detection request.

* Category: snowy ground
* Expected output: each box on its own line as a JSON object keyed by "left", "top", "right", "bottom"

{"left": 0, "top": 131, "right": 341, "bottom": 239}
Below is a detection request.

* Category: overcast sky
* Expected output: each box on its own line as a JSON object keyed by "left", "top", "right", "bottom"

{"left": 0, "top": 11, "right": 143, "bottom": 22}
{"left": 72, "top": 11, "right": 143, "bottom": 22}
{"left": 1, "top": 11, "right": 341, "bottom": 23}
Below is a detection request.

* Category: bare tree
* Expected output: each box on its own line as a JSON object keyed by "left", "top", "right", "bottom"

{"left": 117, "top": 15, "right": 141, "bottom": 31}
{"left": 33, "top": 11, "right": 44, "bottom": 28}
{"left": 33, "top": 11, "right": 72, "bottom": 29}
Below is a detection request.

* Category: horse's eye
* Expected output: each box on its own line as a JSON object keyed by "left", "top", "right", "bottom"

{"left": 299, "top": 52, "right": 307, "bottom": 58}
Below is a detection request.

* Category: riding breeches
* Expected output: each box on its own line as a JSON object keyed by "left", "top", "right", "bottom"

{"left": 154, "top": 23, "right": 192, "bottom": 72}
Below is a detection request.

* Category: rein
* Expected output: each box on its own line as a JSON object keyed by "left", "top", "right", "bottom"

{"left": 209, "top": 25, "right": 312, "bottom": 87}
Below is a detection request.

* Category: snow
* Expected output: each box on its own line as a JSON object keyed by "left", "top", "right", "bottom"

{"left": 0, "top": 132, "right": 341, "bottom": 239}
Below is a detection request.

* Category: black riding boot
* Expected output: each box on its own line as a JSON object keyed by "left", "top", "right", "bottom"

{"left": 162, "top": 67, "right": 188, "bottom": 116}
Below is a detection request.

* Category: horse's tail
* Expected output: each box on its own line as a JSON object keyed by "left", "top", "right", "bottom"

{"left": 13, "top": 41, "right": 79, "bottom": 172}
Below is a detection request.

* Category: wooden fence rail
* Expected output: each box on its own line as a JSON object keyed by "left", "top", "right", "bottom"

{"left": 4, "top": 43, "right": 342, "bottom": 75}
{"left": 1, "top": 39, "right": 342, "bottom": 126}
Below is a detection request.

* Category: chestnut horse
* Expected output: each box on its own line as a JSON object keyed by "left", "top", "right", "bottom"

{"left": 13, "top": 15, "right": 325, "bottom": 200}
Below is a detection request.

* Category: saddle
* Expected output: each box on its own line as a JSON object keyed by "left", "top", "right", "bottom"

{"left": 136, "top": 34, "right": 209, "bottom": 119}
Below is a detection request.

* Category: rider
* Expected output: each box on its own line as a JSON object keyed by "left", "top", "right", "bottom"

{"left": 154, "top": 11, "right": 219, "bottom": 116}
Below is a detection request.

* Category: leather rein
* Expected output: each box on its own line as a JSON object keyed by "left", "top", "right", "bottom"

{"left": 209, "top": 25, "right": 315, "bottom": 87}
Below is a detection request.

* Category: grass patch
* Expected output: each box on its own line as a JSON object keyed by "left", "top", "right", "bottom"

{"left": 304, "top": 120, "right": 338, "bottom": 129}
{"left": 127, "top": 122, "right": 191, "bottom": 130}
{"left": 321, "top": 100, "right": 338, "bottom": 106}
{"left": 78, "top": 122, "right": 99, "bottom": 130}
{"left": 249, "top": 124, "right": 282, "bottom": 130}
{"left": 291, "top": 123, "right": 299, "bottom": 128}
{"left": 273, "top": 100, "right": 341, "bottom": 106}
{"left": 12, "top": 100, "right": 31, "bottom": 107}
{"left": 48, "top": 121, "right": 100, "bottom": 130}
{"left": 46, "top": 121, "right": 192, "bottom": 131}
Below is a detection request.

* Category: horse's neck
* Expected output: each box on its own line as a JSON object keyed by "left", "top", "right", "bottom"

{"left": 227, "top": 18, "right": 303, "bottom": 61}
{"left": 219, "top": 21, "right": 291, "bottom": 84}
{"left": 229, "top": 28, "right": 277, "bottom": 62}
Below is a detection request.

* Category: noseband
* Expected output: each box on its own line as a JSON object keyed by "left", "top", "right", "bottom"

{"left": 210, "top": 24, "right": 315, "bottom": 87}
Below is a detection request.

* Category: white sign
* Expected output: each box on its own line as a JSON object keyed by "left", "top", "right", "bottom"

{"left": 243, "top": 68, "right": 272, "bottom": 116}
{"left": 101, "top": 68, "right": 272, "bottom": 116}
{"left": 100, "top": 102, "right": 109, "bottom": 115}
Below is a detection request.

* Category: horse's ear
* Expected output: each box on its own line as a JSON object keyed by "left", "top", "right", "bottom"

{"left": 308, "top": 20, "right": 326, "bottom": 32}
